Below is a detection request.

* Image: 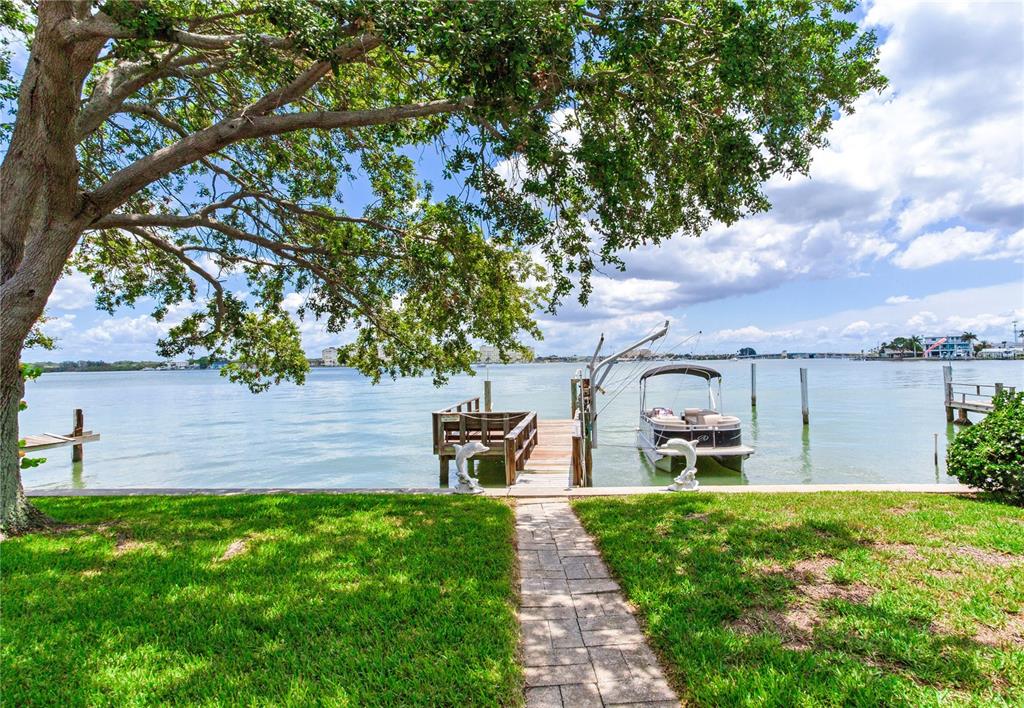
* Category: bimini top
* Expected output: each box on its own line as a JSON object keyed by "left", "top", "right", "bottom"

{"left": 639, "top": 364, "right": 722, "bottom": 381}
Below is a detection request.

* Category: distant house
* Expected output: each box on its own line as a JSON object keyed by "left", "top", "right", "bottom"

{"left": 923, "top": 336, "right": 973, "bottom": 359}
{"left": 321, "top": 347, "right": 339, "bottom": 366}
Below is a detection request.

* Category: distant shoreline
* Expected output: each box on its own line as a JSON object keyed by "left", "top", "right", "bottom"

{"left": 27, "top": 356, "right": 1021, "bottom": 373}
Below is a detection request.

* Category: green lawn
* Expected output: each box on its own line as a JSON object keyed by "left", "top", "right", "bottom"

{"left": 572, "top": 492, "right": 1024, "bottom": 707}
{"left": 1, "top": 494, "right": 521, "bottom": 706}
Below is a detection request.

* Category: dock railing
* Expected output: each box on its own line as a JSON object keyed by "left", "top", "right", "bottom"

{"left": 503, "top": 412, "right": 538, "bottom": 485}
{"left": 432, "top": 398, "right": 536, "bottom": 482}
{"left": 943, "top": 365, "right": 1014, "bottom": 424}
{"left": 570, "top": 411, "right": 585, "bottom": 487}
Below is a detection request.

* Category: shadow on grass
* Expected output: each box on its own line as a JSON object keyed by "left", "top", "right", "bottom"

{"left": 2, "top": 494, "right": 520, "bottom": 706}
{"left": 573, "top": 492, "right": 1024, "bottom": 706}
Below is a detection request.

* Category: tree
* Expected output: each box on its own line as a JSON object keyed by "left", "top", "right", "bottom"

{"left": 962, "top": 331, "right": 977, "bottom": 344}
{"left": 0, "top": 0, "right": 884, "bottom": 534}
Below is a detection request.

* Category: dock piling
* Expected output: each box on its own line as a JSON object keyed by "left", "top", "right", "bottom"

{"left": 484, "top": 380, "right": 492, "bottom": 412}
{"left": 750, "top": 363, "right": 757, "bottom": 409}
{"left": 72, "top": 409, "right": 84, "bottom": 462}
{"left": 943, "top": 365, "right": 954, "bottom": 422}
{"left": 799, "top": 368, "right": 809, "bottom": 426}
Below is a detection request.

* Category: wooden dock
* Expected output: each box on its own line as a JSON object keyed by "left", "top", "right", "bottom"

{"left": 508, "top": 418, "right": 576, "bottom": 490}
{"left": 22, "top": 432, "right": 100, "bottom": 452}
{"left": 22, "top": 409, "right": 99, "bottom": 462}
{"left": 433, "top": 389, "right": 589, "bottom": 488}
{"left": 943, "top": 365, "right": 1014, "bottom": 425}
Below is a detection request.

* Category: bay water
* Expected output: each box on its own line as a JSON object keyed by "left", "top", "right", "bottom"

{"left": 20, "top": 359, "right": 1022, "bottom": 490}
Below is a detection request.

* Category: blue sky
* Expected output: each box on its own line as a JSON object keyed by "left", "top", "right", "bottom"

{"left": 27, "top": 1, "right": 1024, "bottom": 360}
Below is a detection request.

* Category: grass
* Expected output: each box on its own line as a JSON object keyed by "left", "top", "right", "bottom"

{"left": 1, "top": 494, "right": 521, "bottom": 706}
{"left": 572, "top": 492, "right": 1024, "bottom": 707}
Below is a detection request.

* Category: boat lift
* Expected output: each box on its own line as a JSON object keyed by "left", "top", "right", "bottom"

{"left": 585, "top": 320, "right": 670, "bottom": 448}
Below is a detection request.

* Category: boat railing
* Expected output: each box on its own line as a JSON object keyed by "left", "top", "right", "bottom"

{"left": 503, "top": 412, "right": 538, "bottom": 485}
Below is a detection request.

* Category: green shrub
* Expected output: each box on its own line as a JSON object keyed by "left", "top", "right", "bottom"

{"left": 947, "top": 390, "right": 1024, "bottom": 502}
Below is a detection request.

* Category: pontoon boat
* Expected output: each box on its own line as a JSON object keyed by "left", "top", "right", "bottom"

{"left": 636, "top": 364, "right": 754, "bottom": 472}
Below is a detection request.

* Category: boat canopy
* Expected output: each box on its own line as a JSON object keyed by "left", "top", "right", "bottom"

{"left": 639, "top": 364, "right": 722, "bottom": 381}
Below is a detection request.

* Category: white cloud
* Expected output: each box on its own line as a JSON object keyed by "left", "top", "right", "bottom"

{"left": 892, "top": 227, "right": 997, "bottom": 269}
{"left": 840, "top": 320, "right": 872, "bottom": 337}
{"left": 885, "top": 295, "right": 916, "bottom": 305}
{"left": 710, "top": 325, "right": 803, "bottom": 343}
{"left": 47, "top": 271, "right": 94, "bottom": 311}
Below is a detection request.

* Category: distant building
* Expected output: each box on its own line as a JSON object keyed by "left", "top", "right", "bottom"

{"left": 321, "top": 347, "right": 339, "bottom": 366}
{"left": 477, "top": 345, "right": 534, "bottom": 364}
{"left": 977, "top": 341, "right": 1024, "bottom": 359}
{"left": 923, "top": 336, "right": 973, "bottom": 359}
{"left": 621, "top": 348, "right": 656, "bottom": 361}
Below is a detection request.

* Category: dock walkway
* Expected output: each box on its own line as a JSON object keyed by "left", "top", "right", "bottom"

{"left": 511, "top": 419, "right": 576, "bottom": 491}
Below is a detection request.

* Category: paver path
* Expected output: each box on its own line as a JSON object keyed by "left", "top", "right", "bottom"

{"left": 516, "top": 498, "right": 679, "bottom": 707}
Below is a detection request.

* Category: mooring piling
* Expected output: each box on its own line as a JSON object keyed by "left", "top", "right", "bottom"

{"left": 484, "top": 379, "right": 492, "bottom": 412}
{"left": 800, "top": 368, "right": 809, "bottom": 425}
{"left": 72, "top": 408, "right": 84, "bottom": 462}
{"left": 943, "top": 365, "right": 954, "bottom": 422}
{"left": 750, "top": 363, "right": 757, "bottom": 408}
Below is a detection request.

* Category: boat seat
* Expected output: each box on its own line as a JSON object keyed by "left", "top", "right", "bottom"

{"left": 702, "top": 414, "right": 740, "bottom": 427}
{"left": 684, "top": 408, "right": 717, "bottom": 424}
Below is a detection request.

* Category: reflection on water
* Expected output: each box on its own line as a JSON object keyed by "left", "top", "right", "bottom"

{"left": 19, "top": 359, "right": 1023, "bottom": 490}
{"left": 801, "top": 426, "right": 812, "bottom": 484}
{"left": 71, "top": 460, "right": 84, "bottom": 489}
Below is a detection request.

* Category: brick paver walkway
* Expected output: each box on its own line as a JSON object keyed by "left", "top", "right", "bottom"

{"left": 516, "top": 499, "right": 679, "bottom": 707}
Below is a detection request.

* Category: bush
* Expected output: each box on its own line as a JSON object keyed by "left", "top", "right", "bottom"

{"left": 947, "top": 390, "right": 1024, "bottom": 502}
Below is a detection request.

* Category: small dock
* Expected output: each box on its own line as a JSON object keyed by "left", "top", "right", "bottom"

{"left": 943, "top": 365, "right": 1014, "bottom": 425}
{"left": 22, "top": 409, "right": 99, "bottom": 462}
{"left": 432, "top": 390, "right": 589, "bottom": 489}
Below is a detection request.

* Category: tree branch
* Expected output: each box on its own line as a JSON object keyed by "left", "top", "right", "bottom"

{"left": 86, "top": 99, "right": 469, "bottom": 219}
{"left": 60, "top": 13, "right": 294, "bottom": 50}
{"left": 121, "top": 225, "right": 226, "bottom": 333}
{"left": 242, "top": 33, "right": 381, "bottom": 116}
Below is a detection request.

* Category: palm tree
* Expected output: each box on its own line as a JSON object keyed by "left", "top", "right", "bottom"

{"left": 909, "top": 335, "right": 924, "bottom": 356}
{"left": 962, "top": 331, "right": 977, "bottom": 343}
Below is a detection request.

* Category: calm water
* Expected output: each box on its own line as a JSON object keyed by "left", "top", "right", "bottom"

{"left": 20, "top": 360, "right": 1023, "bottom": 490}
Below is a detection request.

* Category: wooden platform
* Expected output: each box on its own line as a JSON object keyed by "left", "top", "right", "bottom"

{"left": 22, "top": 432, "right": 100, "bottom": 452}
{"left": 510, "top": 419, "right": 576, "bottom": 491}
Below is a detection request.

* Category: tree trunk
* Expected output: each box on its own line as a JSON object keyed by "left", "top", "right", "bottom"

{"left": 0, "top": 4, "right": 107, "bottom": 536}
{"left": 0, "top": 352, "right": 48, "bottom": 537}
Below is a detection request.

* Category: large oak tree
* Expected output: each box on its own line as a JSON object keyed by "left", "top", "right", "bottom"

{"left": 0, "top": 0, "right": 883, "bottom": 534}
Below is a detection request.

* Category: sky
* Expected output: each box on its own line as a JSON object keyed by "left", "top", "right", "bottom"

{"left": 30, "top": 0, "right": 1024, "bottom": 361}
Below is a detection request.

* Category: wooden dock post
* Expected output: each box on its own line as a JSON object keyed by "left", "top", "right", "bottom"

{"left": 750, "top": 363, "right": 757, "bottom": 408}
{"left": 72, "top": 409, "right": 84, "bottom": 462}
{"left": 570, "top": 378, "right": 579, "bottom": 417}
{"left": 799, "top": 368, "right": 809, "bottom": 425}
{"left": 484, "top": 380, "right": 492, "bottom": 412}
{"left": 943, "top": 365, "right": 954, "bottom": 422}
{"left": 995, "top": 382, "right": 1004, "bottom": 398}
